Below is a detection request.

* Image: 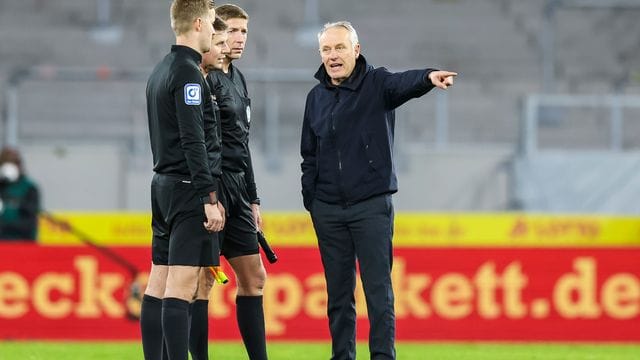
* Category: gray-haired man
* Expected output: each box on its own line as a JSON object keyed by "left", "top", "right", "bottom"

{"left": 300, "top": 21, "right": 456, "bottom": 359}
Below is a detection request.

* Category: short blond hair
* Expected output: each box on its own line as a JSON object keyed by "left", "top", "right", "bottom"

{"left": 215, "top": 4, "right": 249, "bottom": 21}
{"left": 170, "top": 0, "right": 215, "bottom": 36}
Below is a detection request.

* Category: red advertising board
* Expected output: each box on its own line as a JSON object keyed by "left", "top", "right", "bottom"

{"left": 0, "top": 243, "right": 638, "bottom": 341}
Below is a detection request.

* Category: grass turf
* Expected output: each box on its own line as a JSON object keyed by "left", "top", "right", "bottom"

{"left": 0, "top": 341, "right": 638, "bottom": 359}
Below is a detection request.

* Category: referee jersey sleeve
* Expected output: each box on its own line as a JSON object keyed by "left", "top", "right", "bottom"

{"left": 172, "top": 64, "right": 217, "bottom": 196}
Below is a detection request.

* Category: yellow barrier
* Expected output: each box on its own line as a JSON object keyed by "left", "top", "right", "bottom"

{"left": 38, "top": 212, "right": 640, "bottom": 247}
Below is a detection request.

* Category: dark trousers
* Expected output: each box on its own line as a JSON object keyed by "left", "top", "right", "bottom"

{"left": 310, "top": 194, "right": 396, "bottom": 360}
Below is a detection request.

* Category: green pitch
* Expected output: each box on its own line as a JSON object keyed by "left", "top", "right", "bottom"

{"left": 0, "top": 341, "right": 638, "bottom": 359}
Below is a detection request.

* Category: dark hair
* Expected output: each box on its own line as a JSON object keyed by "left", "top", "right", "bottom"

{"left": 0, "top": 146, "right": 23, "bottom": 172}
{"left": 215, "top": 4, "right": 249, "bottom": 21}
{"left": 213, "top": 16, "right": 228, "bottom": 32}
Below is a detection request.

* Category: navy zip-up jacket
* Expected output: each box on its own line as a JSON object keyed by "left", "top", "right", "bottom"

{"left": 300, "top": 55, "right": 435, "bottom": 210}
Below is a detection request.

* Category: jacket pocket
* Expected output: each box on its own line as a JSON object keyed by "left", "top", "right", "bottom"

{"left": 362, "top": 133, "right": 384, "bottom": 172}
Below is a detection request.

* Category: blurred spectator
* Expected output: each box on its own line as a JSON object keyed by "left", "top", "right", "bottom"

{"left": 0, "top": 146, "right": 40, "bottom": 240}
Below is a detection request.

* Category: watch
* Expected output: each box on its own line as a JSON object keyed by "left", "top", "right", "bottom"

{"left": 200, "top": 193, "right": 218, "bottom": 205}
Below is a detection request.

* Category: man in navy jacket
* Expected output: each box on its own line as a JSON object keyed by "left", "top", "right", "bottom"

{"left": 300, "top": 21, "right": 456, "bottom": 360}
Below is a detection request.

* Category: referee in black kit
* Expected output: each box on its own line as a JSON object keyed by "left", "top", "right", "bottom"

{"left": 206, "top": 4, "right": 268, "bottom": 360}
{"left": 140, "top": 1, "right": 223, "bottom": 360}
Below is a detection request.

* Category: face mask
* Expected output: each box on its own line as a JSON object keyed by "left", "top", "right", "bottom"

{"left": 0, "top": 162, "right": 20, "bottom": 182}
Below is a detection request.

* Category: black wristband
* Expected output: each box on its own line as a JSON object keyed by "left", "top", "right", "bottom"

{"left": 200, "top": 193, "right": 218, "bottom": 205}
{"left": 250, "top": 197, "right": 261, "bottom": 206}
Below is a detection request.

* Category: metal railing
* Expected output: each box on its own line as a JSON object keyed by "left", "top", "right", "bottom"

{"left": 520, "top": 94, "right": 640, "bottom": 154}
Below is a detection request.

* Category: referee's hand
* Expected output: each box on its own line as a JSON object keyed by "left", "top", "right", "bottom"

{"left": 203, "top": 204, "right": 224, "bottom": 232}
{"left": 217, "top": 202, "right": 226, "bottom": 228}
{"left": 251, "top": 203, "right": 262, "bottom": 232}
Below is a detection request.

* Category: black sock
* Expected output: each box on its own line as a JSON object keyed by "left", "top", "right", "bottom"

{"left": 141, "top": 295, "right": 164, "bottom": 360}
{"left": 236, "top": 295, "right": 268, "bottom": 360}
{"left": 189, "top": 299, "right": 210, "bottom": 360}
{"left": 162, "top": 297, "right": 190, "bottom": 360}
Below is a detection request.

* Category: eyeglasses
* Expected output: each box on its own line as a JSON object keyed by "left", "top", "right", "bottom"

{"left": 320, "top": 44, "right": 350, "bottom": 56}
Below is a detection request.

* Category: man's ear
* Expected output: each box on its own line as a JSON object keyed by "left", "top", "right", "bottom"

{"left": 194, "top": 17, "right": 202, "bottom": 32}
{"left": 354, "top": 43, "right": 361, "bottom": 58}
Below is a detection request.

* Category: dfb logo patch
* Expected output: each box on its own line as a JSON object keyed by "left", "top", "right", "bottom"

{"left": 184, "top": 83, "right": 201, "bottom": 105}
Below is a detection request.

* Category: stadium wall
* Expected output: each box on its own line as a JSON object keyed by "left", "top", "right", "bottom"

{"left": 21, "top": 144, "right": 511, "bottom": 211}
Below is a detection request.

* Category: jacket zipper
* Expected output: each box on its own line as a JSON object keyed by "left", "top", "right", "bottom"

{"left": 330, "top": 89, "right": 347, "bottom": 207}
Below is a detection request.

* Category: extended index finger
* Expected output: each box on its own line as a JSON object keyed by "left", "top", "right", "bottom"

{"left": 440, "top": 71, "right": 458, "bottom": 77}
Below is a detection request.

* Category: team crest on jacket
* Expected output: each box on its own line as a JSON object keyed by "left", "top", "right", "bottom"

{"left": 184, "top": 84, "right": 201, "bottom": 105}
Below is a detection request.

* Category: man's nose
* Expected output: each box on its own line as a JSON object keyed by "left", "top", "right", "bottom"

{"left": 326, "top": 50, "right": 340, "bottom": 59}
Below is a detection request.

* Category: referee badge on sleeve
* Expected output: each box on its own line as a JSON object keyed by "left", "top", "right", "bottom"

{"left": 184, "top": 83, "right": 202, "bottom": 105}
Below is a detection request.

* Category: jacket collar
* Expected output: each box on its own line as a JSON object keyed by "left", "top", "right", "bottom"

{"left": 314, "top": 54, "right": 372, "bottom": 91}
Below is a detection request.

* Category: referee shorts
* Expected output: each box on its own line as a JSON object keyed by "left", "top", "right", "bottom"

{"left": 150, "top": 173, "right": 219, "bottom": 267}
{"left": 219, "top": 170, "right": 259, "bottom": 259}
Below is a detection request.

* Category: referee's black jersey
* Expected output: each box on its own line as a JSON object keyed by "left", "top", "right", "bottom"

{"left": 207, "top": 63, "right": 258, "bottom": 201}
{"left": 147, "top": 45, "right": 217, "bottom": 197}
{"left": 204, "top": 83, "right": 223, "bottom": 179}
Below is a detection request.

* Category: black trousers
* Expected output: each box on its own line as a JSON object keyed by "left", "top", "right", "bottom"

{"left": 310, "top": 194, "right": 396, "bottom": 360}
